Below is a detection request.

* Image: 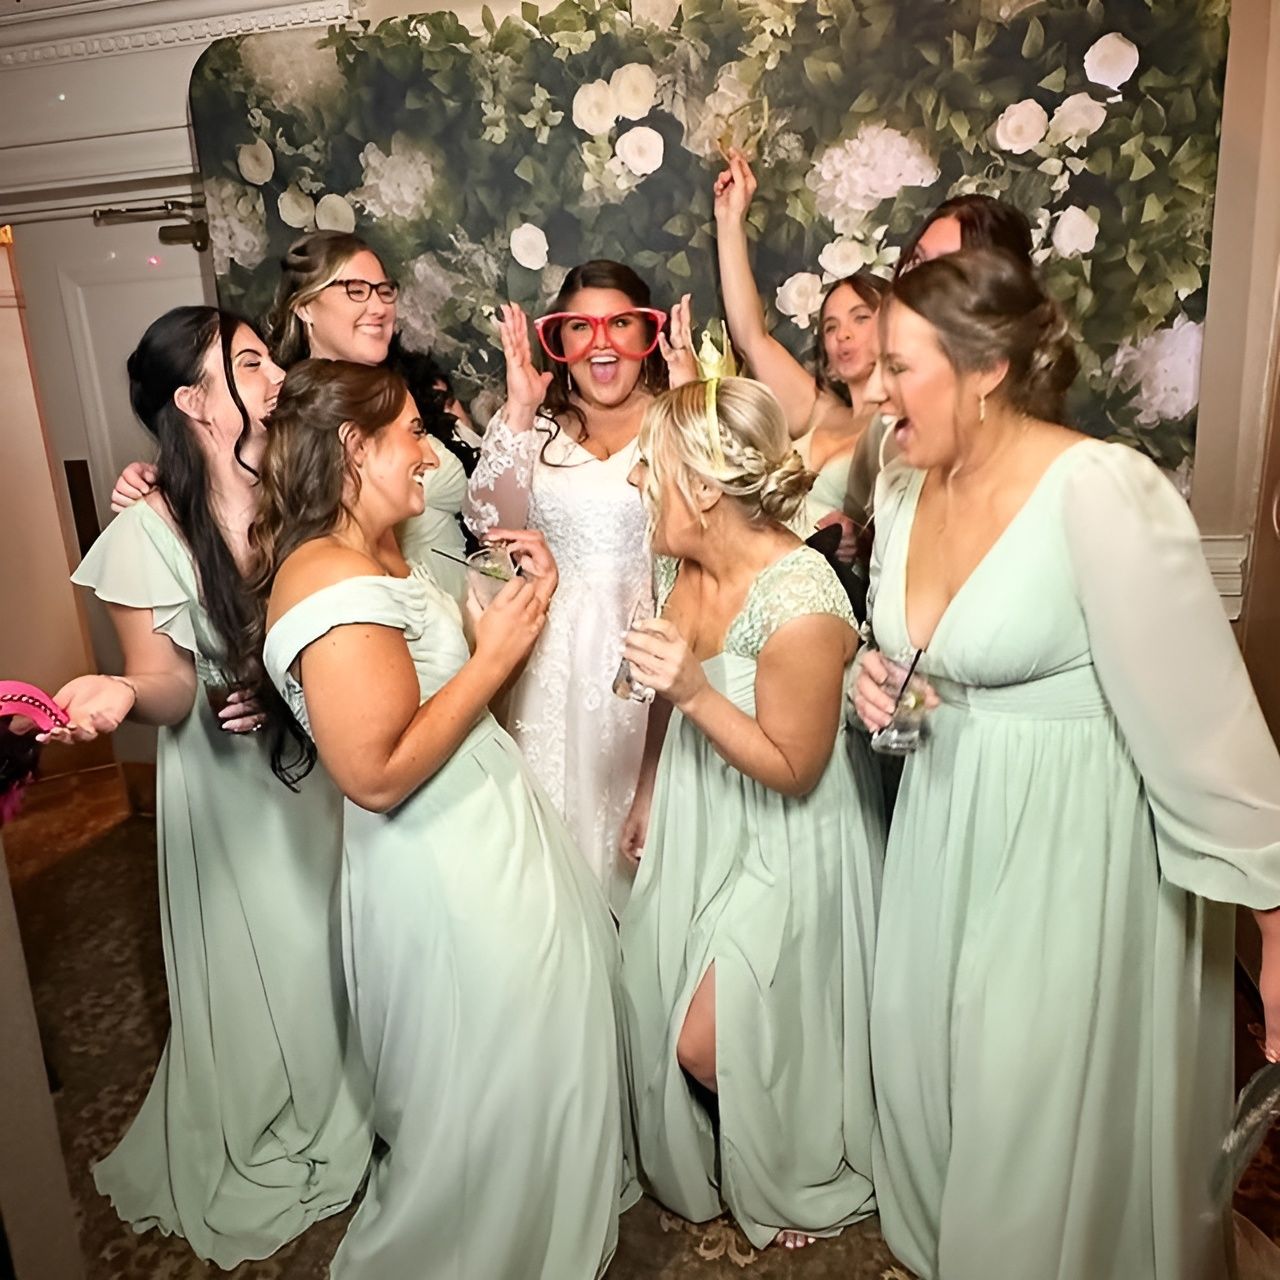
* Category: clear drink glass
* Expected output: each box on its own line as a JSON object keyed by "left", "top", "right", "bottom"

{"left": 465, "top": 545, "right": 517, "bottom": 608}
{"left": 870, "top": 652, "right": 929, "bottom": 756}
{"left": 613, "top": 600, "right": 656, "bottom": 704}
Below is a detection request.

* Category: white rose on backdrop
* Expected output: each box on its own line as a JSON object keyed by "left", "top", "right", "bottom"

{"left": 1050, "top": 206, "right": 1099, "bottom": 257}
{"left": 629, "top": 0, "right": 681, "bottom": 27}
{"left": 610, "top": 64, "right": 658, "bottom": 121}
{"left": 350, "top": 133, "right": 435, "bottom": 221}
{"left": 277, "top": 185, "right": 316, "bottom": 229}
{"left": 775, "top": 272, "right": 825, "bottom": 329}
{"left": 993, "top": 98, "right": 1049, "bottom": 154}
{"left": 572, "top": 80, "right": 618, "bottom": 136}
{"left": 615, "top": 126, "right": 665, "bottom": 177}
{"left": 806, "top": 125, "right": 940, "bottom": 237}
{"left": 205, "top": 177, "right": 269, "bottom": 276}
{"left": 236, "top": 138, "right": 275, "bottom": 185}
{"left": 315, "top": 193, "right": 356, "bottom": 232}
{"left": 818, "top": 239, "right": 869, "bottom": 279}
{"left": 510, "top": 223, "right": 550, "bottom": 271}
{"left": 1084, "top": 32, "right": 1140, "bottom": 91}
{"left": 1046, "top": 93, "right": 1107, "bottom": 150}
{"left": 1112, "top": 315, "right": 1204, "bottom": 424}
{"left": 240, "top": 30, "right": 345, "bottom": 119}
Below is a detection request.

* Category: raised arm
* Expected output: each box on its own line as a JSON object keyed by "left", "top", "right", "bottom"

{"left": 713, "top": 149, "right": 821, "bottom": 437}
{"left": 463, "top": 303, "right": 553, "bottom": 535}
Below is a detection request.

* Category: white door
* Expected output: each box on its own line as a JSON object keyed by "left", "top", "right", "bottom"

{"left": 11, "top": 215, "right": 215, "bottom": 762}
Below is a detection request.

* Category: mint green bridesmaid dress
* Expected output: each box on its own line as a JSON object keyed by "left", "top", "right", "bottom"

{"left": 620, "top": 546, "right": 884, "bottom": 1247}
{"left": 263, "top": 561, "right": 637, "bottom": 1279}
{"left": 74, "top": 502, "right": 373, "bottom": 1267}
{"left": 867, "top": 441, "right": 1280, "bottom": 1280}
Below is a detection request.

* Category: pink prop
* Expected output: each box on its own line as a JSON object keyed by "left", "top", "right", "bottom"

{"left": 0, "top": 680, "right": 69, "bottom": 732}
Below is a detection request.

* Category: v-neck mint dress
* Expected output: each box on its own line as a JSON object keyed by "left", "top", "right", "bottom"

{"left": 619, "top": 546, "right": 884, "bottom": 1248}
{"left": 867, "top": 441, "right": 1280, "bottom": 1280}
{"left": 73, "top": 503, "right": 372, "bottom": 1267}
{"left": 264, "top": 563, "right": 637, "bottom": 1280}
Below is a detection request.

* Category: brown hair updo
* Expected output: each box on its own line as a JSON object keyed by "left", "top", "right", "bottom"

{"left": 890, "top": 249, "right": 1079, "bottom": 422}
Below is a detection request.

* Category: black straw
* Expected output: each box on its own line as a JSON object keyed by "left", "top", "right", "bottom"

{"left": 892, "top": 648, "right": 924, "bottom": 711}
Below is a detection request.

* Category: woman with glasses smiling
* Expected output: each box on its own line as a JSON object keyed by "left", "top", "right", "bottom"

{"left": 115, "top": 232, "right": 475, "bottom": 601}
{"left": 465, "top": 260, "right": 697, "bottom": 912}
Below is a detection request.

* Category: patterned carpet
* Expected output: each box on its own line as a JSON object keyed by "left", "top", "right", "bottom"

{"left": 7, "top": 808, "right": 1279, "bottom": 1278}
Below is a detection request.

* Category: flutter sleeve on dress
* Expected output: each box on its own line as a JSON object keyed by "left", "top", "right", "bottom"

{"left": 1063, "top": 442, "right": 1280, "bottom": 910}
{"left": 71, "top": 504, "right": 199, "bottom": 657}
{"left": 462, "top": 407, "right": 552, "bottom": 536}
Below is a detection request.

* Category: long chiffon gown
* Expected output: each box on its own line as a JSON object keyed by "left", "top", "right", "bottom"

{"left": 75, "top": 502, "right": 372, "bottom": 1268}
{"left": 866, "top": 440, "right": 1280, "bottom": 1280}
{"left": 620, "top": 546, "right": 884, "bottom": 1247}
{"left": 263, "top": 561, "right": 637, "bottom": 1279}
{"left": 465, "top": 411, "right": 651, "bottom": 912}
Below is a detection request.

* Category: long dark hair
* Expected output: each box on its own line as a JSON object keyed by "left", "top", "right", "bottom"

{"left": 814, "top": 271, "right": 889, "bottom": 404}
{"left": 247, "top": 359, "right": 411, "bottom": 786}
{"left": 896, "top": 194, "right": 1033, "bottom": 279}
{"left": 126, "top": 306, "right": 258, "bottom": 679}
{"left": 539, "top": 259, "right": 667, "bottom": 450}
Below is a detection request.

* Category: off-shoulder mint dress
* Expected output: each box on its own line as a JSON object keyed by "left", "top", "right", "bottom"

{"left": 73, "top": 502, "right": 372, "bottom": 1267}
{"left": 263, "top": 562, "right": 637, "bottom": 1279}
{"left": 866, "top": 441, "right": 1280, "bottom": 1280}
{"left": 619, "top": 546, "right": 884, "bottom": 1247}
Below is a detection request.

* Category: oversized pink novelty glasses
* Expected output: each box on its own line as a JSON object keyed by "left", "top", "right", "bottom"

{"left": 533, "top": 308, "right": 667, "bottom": 363}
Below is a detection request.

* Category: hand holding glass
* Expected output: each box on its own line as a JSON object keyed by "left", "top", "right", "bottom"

{"left": 870, "top": 651, "right": 929, "bottom": 756}
{"left": 614, "top": 602, "right": 657, "bottom": 704}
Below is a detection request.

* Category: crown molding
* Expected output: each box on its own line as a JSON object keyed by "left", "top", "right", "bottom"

{"left": 0, "top": 1, "right": 354, "bottom": 68}
{"left": 1202, "top": 533, "right": 1250, "bottom": 619}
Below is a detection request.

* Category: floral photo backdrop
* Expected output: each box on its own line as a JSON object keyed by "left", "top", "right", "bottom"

{"left": 191, "top": 0, "right": 1229, "bottom": 471}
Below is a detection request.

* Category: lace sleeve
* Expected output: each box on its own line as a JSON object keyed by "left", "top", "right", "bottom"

{"left": 729, "top": 546, "right": 855, "bottom": 660}
{"left": 462, "top": 407, "right": 551, "bottom": 535}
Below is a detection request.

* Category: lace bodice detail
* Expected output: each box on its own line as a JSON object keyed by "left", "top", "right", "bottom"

{"left": 655, "top": 545, "right": 855, "bottom": 661}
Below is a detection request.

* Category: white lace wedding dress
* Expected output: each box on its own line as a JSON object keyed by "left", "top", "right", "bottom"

{"left": 465, "top": 411, "right": 652, "bottom": 913}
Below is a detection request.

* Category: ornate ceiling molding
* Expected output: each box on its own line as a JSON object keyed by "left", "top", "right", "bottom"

{"left": 0, "top": 1, "right": 354, "bottom": 68}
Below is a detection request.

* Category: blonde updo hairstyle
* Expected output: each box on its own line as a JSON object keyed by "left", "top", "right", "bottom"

{"left": 639, "top": 377, "right": 815, "bottom": 533}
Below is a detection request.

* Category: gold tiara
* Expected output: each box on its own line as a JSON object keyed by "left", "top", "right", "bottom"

{"left": 704, "top": 378, "right": 725, "bottom": 473}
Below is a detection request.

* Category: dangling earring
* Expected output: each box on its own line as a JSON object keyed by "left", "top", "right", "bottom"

{"left": 979, "top": 392, "right": 987, "bottom": 424}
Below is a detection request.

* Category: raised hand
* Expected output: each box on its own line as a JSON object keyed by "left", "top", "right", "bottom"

{"left": 658, "top": 294, "right": 700, "bottom": 389}
{"left": 497, "top": 302, "right": 552, "bottom": 428}
{"left": 112, "top": 461, "right": 158, "bottom": 513}
{"left": 712, "top": 147, "right": 758, "bottom": 226}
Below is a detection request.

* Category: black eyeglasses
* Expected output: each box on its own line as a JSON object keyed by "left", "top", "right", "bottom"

{"left": 325, "top": 278, "right": 400, "bottom": 303}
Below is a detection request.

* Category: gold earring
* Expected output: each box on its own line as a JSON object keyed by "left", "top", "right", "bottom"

{"left": 979, "top": 392, "right": 986, "bottom": 424}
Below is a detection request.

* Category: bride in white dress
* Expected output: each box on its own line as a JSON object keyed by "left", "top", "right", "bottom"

{"left": 465, "top": 260, "right": 696, "bottom": 912}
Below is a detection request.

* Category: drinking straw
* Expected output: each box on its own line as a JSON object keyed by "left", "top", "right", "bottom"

{"left": 891, "top": 648, "right": 925, "bottom": 712}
